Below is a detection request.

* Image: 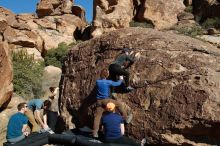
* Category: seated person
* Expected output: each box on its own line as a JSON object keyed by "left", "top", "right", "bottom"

{"left": 25, "top": 99, "right": 51, "bottom": 132}
{"left": 101, "top": 102, "right": 141, "bottom": 146}
{"left": 6, "top": 102, "right": 29, "bottom": 143}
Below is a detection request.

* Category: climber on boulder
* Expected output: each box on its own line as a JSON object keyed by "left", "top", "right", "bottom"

{"left": 109, "top": 48, "right": 135, "bottom": 91}
{"left": 93, "top": 69, "right": 133, "bottom": 138}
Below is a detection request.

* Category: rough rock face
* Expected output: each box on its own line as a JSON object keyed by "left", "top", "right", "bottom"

{"left": 60, "top": 27, "right": 220, "bottom": 144}
{"left": 136, "top": 0, "right": 185, "bottom": 30}
{"left": 36, "top": 0, "right": 73, "bottom": 17}
{"left": 193, "top": 0, "right": 220, "bottom": 21}
{"left": 0, "top": 4, "right": 86, "bottom": 58}
{"left": 184, "top": 0, "right": 192, "bottom": 6}
{"left": 72, "top": 5, "right": 86, "bottom": 22}
{"left": 0, "top": 41, "right": 13, "bottom": 110}
{"left": 91, "top": 0, "right": 133, "bottom": 37}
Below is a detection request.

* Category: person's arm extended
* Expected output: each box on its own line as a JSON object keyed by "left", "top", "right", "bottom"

{"left": 110, "top": 80, "right": 122, "bottom": 86}
{"left": 43, "top": 112, "right": 47, "bottom": 126}
{"left": 34, "top": 110, "right": 48, "bottom": 129}
{"left": 120, "top": 123, "right": 125, "bottom": 135}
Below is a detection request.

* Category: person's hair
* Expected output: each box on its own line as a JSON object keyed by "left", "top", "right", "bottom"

{"left": 49, "top": 87, "right": 56, "bottom": 93}
{"left": 43, "top": 100, "right": 51, "bottom": 110}
{"left": 100, "top": 69, "right": 109, "bottom": 79}
{"left": 122, "top": 48, "right": 130, "bottom": 53}
{"left": 106, "top": 102, "right": 115, "bottom": 112}
{"left": 17, "top": 102, "right": 27, "bottom": 111}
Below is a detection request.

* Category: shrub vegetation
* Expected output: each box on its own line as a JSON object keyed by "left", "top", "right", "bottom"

{"left": 13, "top": 42, "right": 79, "bottom": 99}
{"left": 176, "top": 26, "right": 203, "bottom": 37}
{"left": 130, "top": 20, "right": 154, "bottom": 28}
{"left": 184, "top": 6, "right": 193, "bottom": 13}
{"left": 12, "top": 50, "right": 44, "bottom": 99}
{"left": 202, "top": 17, "right": 220, "bottom": 29}
{"left": 44, "top": 42, "right": 76, "bottom": 68}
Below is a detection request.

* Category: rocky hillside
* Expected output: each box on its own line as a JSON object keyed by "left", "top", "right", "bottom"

{"left": 60, "top": 27, "right": 220, "bottom": 145}
{"left": 0, "top": 0, "right": 87, "bottom": 109}
{"left": 91, "top": 0, "right": 185, "bottom": 37}
{"left": 1, "top": 0, "right": 220, "bottom": 145}
{"left": 0, "top": 0, "right": 86, "bottom": 60}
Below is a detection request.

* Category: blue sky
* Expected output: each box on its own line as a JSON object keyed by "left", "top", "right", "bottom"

{"left": 0, "top": 0, "right": 93, "bottom": 22}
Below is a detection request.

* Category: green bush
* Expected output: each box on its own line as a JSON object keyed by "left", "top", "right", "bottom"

{"left": 185, "top": 6, "right": 193, "bottom": 13}
{"left": 44, "top": 42, "right": 70, "bottom": 68}
{"left": 12, "top": 50, "right": 44, "bottom": 99}
{"left": 130, "top": 20, "right": 154, "bottom": 28}
{"left": 202, "top": 17, "right": 220, "bottom": 29}
{"left": 44, "top": 41, "right": 81, "bottom": 68}
{"left": 176, "top": 26, "right": 203, "bottom": 37}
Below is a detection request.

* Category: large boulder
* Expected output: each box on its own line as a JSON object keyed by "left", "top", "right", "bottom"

{"left": 136, "top": 0, "right": 185, "bottom": 30}
{"left": 36, "top": 0, "right": 73, "bottom": 18}
{"left": 91, "top": 0, "right": 133, "bottom": 37}
{"left": 0, "top": 41, "right": 13, "bottom": 110}
{"left": 3, "top": 26, "right": 44, "bottom": 53}
{"left": 36, "top": 0, "right": 60, "bottom": 17}
{"left": 193, "top": 0, "right": 220, "bottom": 21}
{"left": 0, "top": 16, "right": 8, "bottom": 33}
{"left": 34, "top": 14, "right": 86, "bottom": 51}
{"left": 0, "top": 7, "right": 16, "bottom": 25}
{"left": 72, "top": 5, "right": 86, "bottom": 22}
{"left": 59, "top": 27, "right": 220, "bottom": 144}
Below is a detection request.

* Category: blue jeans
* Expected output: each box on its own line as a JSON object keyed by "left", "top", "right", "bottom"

{"left": 7, "top": 134, "right": 25, "bottom": 143}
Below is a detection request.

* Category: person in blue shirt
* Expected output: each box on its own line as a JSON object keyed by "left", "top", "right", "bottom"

{"left": 101, "top": 102, "right": 141, "bottom": 146}
{"left": 6, "top": 102, "right": 29, "bottom": 143}
{"left": 25, "top": 99, "right": 51, "bottom": 132}
{"left": 109, "top": 48, "right": 135, "bottom": 91}
{"left": 93, "top": 69, "right": 132, "bottom": 138}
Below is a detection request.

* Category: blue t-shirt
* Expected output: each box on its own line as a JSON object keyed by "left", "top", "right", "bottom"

{"left": 101, "top": 112, "right": 124, "bottom": 140}
{"left": 96, "top": 79, "right": 122, "bottom": 99}
{"left": 7, "top": 112, "right": 28, "bottom": 139}
{"left": 27, "top": 99, "right": 43, "bottom": 111}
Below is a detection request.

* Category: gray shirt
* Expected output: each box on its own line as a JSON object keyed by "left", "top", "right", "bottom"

{"left": 113, "top": 54, "right": 134, "bottom": 66}
{"left": 49, "top": 91, "right": 59, "bottom": 112}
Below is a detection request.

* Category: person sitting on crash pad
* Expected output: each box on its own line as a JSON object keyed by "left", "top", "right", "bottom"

{"left": 101, "top": 102, "right": 141, "bottom": 146}
{"left": 109, "top": 48, "right": 135, "bottom": 91}
{"left": 93, "top": 69, "right": 133, "bottom": 138}
{"left": 6, "top": 102, "right": 29, "bottom": 143}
